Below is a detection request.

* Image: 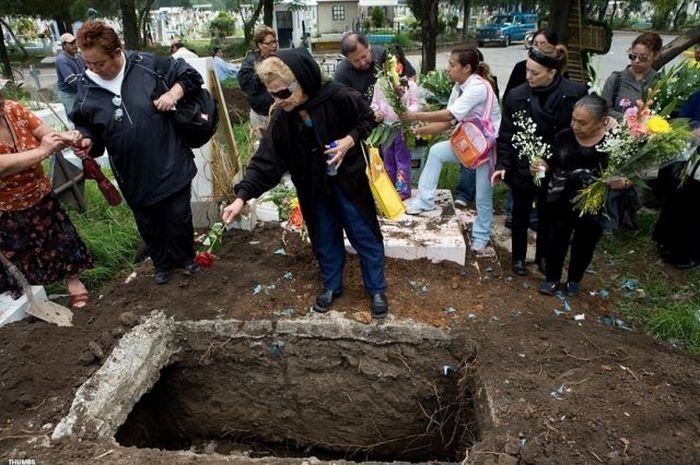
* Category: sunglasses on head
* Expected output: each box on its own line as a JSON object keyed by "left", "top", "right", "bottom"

{"left": 628, "top": 52, "right": 649, "bottom": 63}
{"left": 269, "top": 81, "right": 296, "bottom": 100}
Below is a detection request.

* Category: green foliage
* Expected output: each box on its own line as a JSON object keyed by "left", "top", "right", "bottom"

{"left": 419, "top": 70, "right": 453, "bottom": 107}
{"left": 596, "top": 211, "right": 700, "bottom": 355}
{"left": 0, "top": 82, "right": 30, "bottom": 103}
{"left": 389, "top": 32, "right": 414, "bottom": 49}
{"left": 370, "top": 6, "right": 386, "bottom": 28}
{"left": 64, "top": 182, "right": 141, "bottom": 288}
{"left": 210, "top": 11, "right": 236, "bottom": 38}
{"left": 233, "top": 122, "right": 253, "bottom": 165}
{"left": 651, "top": 60, "right": 700, "bottom": 116}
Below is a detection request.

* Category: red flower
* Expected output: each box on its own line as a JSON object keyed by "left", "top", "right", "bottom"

{"left": 194, "top": 251, "right": 215, "bottom": 268}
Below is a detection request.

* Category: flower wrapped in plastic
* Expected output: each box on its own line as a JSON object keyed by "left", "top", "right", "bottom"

{"left": 573, "top": 95, "right": 693, "bottom": 216}
{"left": 367, "top": 53, "right": 417, "bottom": 149}
{"left": 511, "top": 111, "right": 553, "bottom": 186}
{"left": 194, "top": 222, "right": 224, "bottom": 268}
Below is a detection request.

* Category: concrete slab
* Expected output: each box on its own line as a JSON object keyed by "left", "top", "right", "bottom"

{"left": 348, "top": 189, "right": 467, "bottom": 266}
{"left": 0, "top": 286, "right": 47, "bottom": 327}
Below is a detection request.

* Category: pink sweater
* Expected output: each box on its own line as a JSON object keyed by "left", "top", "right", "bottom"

{"left": 371, "top": 78, "right": 420, "bottom": 124}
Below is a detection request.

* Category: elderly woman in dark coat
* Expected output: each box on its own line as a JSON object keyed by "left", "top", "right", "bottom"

{"left": 222, "top": 48, "right": 389, "bottom": 319}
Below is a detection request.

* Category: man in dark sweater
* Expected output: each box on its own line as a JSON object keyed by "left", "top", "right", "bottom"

{"left": 55, "top": 33, "right": 85, "bottom": 118}
{"left": 334, "top": 33, "right": 386, "bottom": 102}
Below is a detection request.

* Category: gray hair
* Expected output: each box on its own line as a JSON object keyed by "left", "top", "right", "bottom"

{"left": 575, "top": 94, "right": 608, "bottom": 122}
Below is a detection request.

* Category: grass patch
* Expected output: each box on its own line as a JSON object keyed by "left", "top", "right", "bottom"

{"left": 595, "top": 210, "right": 700, "bottom": 355}
{"left": 62, "top": 182, "right": 141, "bottom": 290}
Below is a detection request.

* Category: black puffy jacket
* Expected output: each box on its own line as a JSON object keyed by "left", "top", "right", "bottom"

{"left": 71, "top": 51, "right": 203, "bottom": 207}
{"left": 496, "top": 76, "right": 588, "bottom": 192}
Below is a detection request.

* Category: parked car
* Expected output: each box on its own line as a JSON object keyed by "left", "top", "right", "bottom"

{"left": 476, "top": 12, "right": 538, "bottom": 47}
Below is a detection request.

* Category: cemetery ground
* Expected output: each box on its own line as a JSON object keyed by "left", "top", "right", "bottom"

{"left": 1, "top": 205, "right": 699, "bottom": 464}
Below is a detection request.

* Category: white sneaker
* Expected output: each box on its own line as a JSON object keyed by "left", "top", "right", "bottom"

{"left": 454, "top": 199, "right": 468, "bottom": 209}
{"left": 405, "top": 202, "right": 436, "bottom": 215}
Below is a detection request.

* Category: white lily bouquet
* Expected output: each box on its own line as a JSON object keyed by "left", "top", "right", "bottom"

{"left": 511, "top": 111, "right": 553, "bottom": 186}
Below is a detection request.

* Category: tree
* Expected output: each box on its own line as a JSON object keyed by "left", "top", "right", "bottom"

{"left": 210, "top": 11, "right": 236, "bottom": 38}
{"left": 406, "top": 0, "right": 440, "bottom": 74}
{"left": 120, "top": 0, "right": 140, "bottom": 49}
{"left": 654, "top": 25, "right": 700, "bottom": 68}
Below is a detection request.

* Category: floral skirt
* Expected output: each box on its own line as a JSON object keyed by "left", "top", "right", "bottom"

{"left": 0, "top": 193, "right": 93, "bottom": 295}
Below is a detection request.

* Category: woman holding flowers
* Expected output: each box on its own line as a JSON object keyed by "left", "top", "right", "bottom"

{"left": 221, "top": 48, "right": 390, "bottom": 320}
{"left": 370, "top": 49, "right": 420, "bottom": 199}
{"left": 537, "top": 95, "right": 627, "bottom": 296}
{"left": 492, "top": 44, "right": 587, "bottom": 276}
{"left": 401, "top": 47, "right": 501, "bottom": 254}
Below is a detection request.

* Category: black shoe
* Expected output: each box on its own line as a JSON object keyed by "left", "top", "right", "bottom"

{"left": 182, "top": 262, "right": 201, "bottom": 276}
{"left": 370, "top": 293, "right": 389, "bottom": 319}
{"left": 154, "top": 269, "right": 170, "bottom": 285}
{"left": 313, "top": 288, "right": 342, "bottom": 313}
{"left": 512, "top": 260, "right": 527, "bottom": 276}
{"left": 565, "top": 281, "right": 580, "bottom": 296}
{"left": 538, "top": 281, "right": 559, "bottom": 296}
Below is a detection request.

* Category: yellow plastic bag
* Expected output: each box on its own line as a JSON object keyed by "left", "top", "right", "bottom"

{"left": 362, "top": 144, "right": 406, "bottom": 220}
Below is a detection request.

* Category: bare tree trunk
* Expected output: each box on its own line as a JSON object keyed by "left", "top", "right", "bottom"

{"left": 461, "top": 0, "right": 471, "bottom": 41}
{"left": 421, "top": 0, "right": 440, "bottom": 74}
{"left": 263, "top": 0, "right": 274, "bottom": 26}
{"left": 654, "top": 26, "right": 700, "bottom": 69}
{"left": 138, "top": 0, "right": 157, "bottom": 48}
{"left": 0, "top": 22, "right": 11, "bottom": 81}
{"left": 548, "top": 0, "right": 572, "bottom": 44}
{"left": 241, "top": 0, "right": 265, "bottom": 52}
{"left": 120, "top": 0, "right": 140, "bottom": 50}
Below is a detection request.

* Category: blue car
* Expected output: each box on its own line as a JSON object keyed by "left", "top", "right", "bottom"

{"left": 476, "top": 13, "right": 538, "bottom": 47}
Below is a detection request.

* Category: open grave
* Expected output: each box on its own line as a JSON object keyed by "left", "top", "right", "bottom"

{"left": 52, "top": 311, "right": 490, "bottom": 463}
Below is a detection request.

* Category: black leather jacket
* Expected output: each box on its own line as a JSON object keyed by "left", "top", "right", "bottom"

{"left": 496, "top": 76, "right": 588, "bottom": 192}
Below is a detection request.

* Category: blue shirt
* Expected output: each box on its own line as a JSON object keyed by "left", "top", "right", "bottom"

{"left": 55, "top": 51, "right": 85, "bottom": 94}
{"left": 213, "top": 56, "right": 238, "bottom": 81}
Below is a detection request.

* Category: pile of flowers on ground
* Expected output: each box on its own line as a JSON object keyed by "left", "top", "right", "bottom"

{"left": 573, "top": 93, "right": 693, "bottom": 215}
{"left": 511, "top": 111, "right": 553, "bottom": 186}
{"left": 194, "top": 222, "right": 225, "bottom": 268}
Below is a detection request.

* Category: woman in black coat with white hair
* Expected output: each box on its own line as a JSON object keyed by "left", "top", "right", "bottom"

{"left": 221, "top": 48, "right": 389, "bottom": 319}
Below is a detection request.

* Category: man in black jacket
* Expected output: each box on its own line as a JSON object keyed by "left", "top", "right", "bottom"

{"left": 334, "top": 33, "right": 387, "bottom": 102}
{"left": 71, "top": 21, "right": 205, "bottom": 285}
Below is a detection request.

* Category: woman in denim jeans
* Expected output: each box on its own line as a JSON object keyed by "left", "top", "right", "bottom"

{"left": 401, "top": 47, "right": 501, "bottom": 254}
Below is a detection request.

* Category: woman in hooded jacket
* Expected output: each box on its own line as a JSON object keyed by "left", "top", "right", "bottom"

{"left": 221, "top": 48, "right": 389, "bottom": 319}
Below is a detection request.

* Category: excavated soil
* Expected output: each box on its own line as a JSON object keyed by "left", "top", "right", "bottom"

{"left": 1, "top": 223, "right": 699, "bottom": 465}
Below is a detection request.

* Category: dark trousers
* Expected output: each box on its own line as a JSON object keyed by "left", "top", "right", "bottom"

{"left": 309, "top": 182, "right": 386, "bottom": 294}
{"left": 511, "top": 186, "right": 548, "bottom": 263}
{"left": 545, "top": 211, "right": 603, "bottom": 283}
{"left": 131, "top": 184, "right": 195, "bottom": 272}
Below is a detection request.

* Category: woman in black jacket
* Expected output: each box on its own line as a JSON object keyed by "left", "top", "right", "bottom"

{"left": 492, "top": 44, "right": 587, "bottom": 276}
{"left": 537, "top": 95, "right": 629, "bottom": 296}
{"left": 71, "top": 21, "right": 204, "bottom": 285}
{"left": 222, "top": 48, "right": 389, "bottom": 319}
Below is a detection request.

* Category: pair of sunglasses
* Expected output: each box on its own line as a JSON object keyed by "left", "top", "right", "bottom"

{"left": 269, "top": 81, "right": 297, "bottom": 100}
{"left": 628, "top": 52, "right": 649, "bottom": 63}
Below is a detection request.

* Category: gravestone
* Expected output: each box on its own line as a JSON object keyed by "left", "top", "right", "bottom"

{"left": 564, "top": 0, "right": 613, "bottom": 83}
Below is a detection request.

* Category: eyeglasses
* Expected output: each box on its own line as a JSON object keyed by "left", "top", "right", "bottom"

{"left": 628, "top": 52, "right": 649, "bottom": 63}
{"left": 112, "top": 95, "right": 123, "bottom": 122}
{"left": 262, "top": 40, "right": 278, "bottom": 46}
{"left": 269, "top": 81, "right": 296, "bottom": 100}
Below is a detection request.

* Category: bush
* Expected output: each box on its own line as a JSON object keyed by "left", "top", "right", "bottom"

{"left": 390, "top": 32, "right": 414, "bottom": 50}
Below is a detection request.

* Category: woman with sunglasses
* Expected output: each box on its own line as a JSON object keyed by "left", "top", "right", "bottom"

{"left": 600, "top": 33, "right": 662, "bottom": 232}
{"left": 602, "top": 32, "right": 662, "bottom": 121}
{"left": 492, "top": 43, "right": 587, "bottom": 277}
{"left": 222, "top": 48, "right": 389, "bottom": 320}
{"left": 239, "top": 26, "right": 278, "bottom": 132}
{"left": 70, "top": 21, "right": 205, "bottom": 285}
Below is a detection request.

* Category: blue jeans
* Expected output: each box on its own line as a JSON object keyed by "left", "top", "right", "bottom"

{"left": 309, "top": 182, "right": 387, "bottom": 294}
{"left": 411, "top": 140, "right": 493, "bottom": 246}
{"left": 456, "top": 167, "right": 476, "bottom": 203}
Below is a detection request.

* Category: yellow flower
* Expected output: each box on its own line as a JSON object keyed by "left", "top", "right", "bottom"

{"left": 647, "top": 115, "right": 672, "bottom": 134}
{"left": 386, "top": 55, "right": 400, "bottom": 88}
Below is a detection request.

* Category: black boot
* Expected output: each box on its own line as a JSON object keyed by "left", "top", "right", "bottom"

{"left": 313, "top": 288, "right": 342, "bottom": 313}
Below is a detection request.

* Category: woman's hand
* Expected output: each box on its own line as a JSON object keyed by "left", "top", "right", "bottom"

{"left": 222, "top": 198, "right": 246, "bottom": 224}
{"left": 605, "top": 116, "right": 618, "bottom": 130}
{"left": 324, "top": 135, "right": 355, "bottom": 170}
{"left": 529, "top": 159, "right": 548, "bottom": 176}
{"left": 153, "top": 83, "right": 184, "bottom": 112}
{"left": 491, "top": 170, "right": 506, "bottom": 187}
{"left": 38, "top": 132, "right": 66, "bottom": 158}
{"left": 58, "top": 130, "right": 83, "bottom": 147}
{"left": 400, "top": 111, "right": 416, "bottom": 122}
{"left": 72, "top": 137, "right": 94, "bottom": 159}
{"left": 606, "top": 176, "right": 632, "bottom": 190}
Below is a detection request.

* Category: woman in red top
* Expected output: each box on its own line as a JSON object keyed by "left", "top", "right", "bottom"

{"left": 0, "top": 91, "right": 93, "bottom": 308}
